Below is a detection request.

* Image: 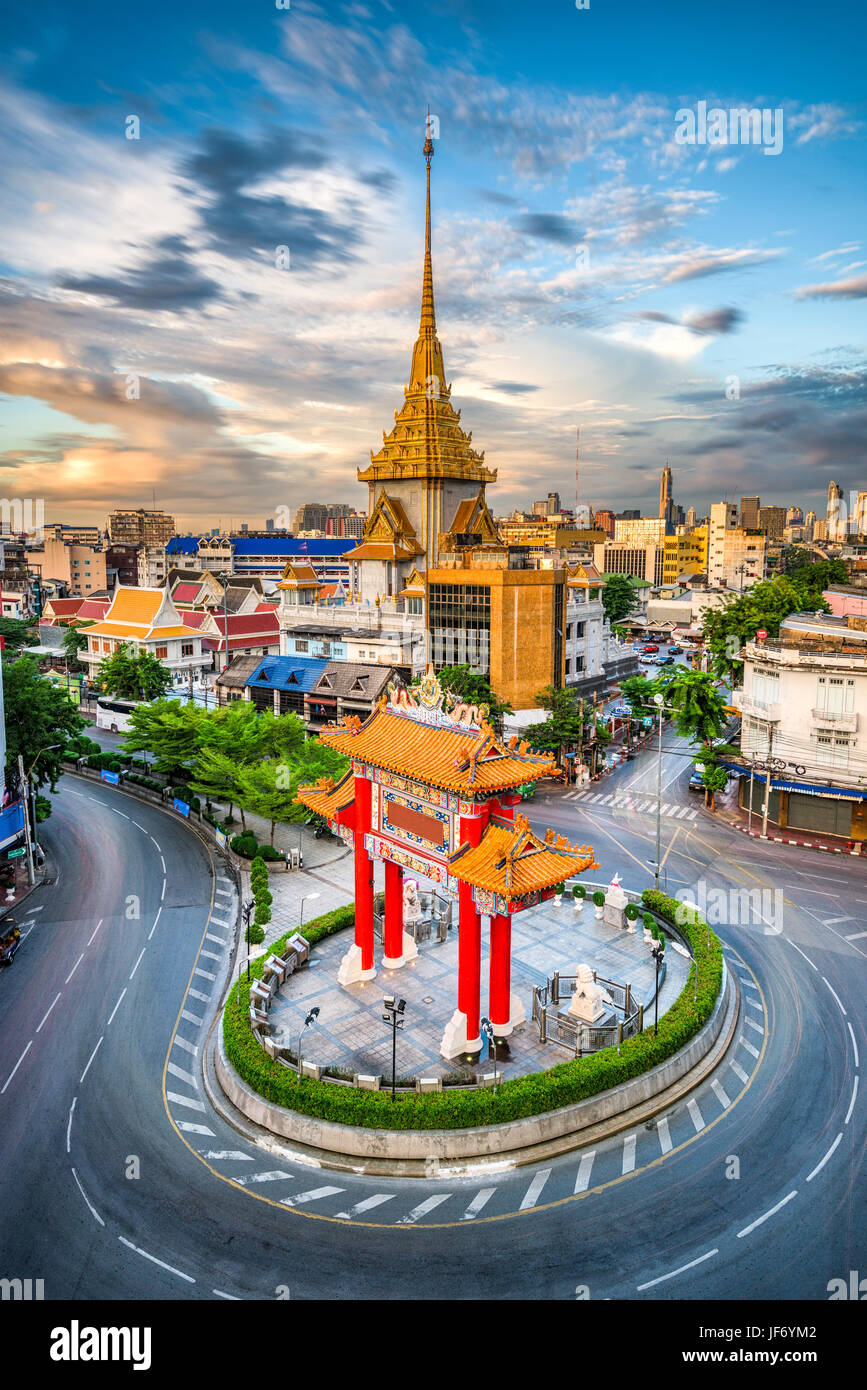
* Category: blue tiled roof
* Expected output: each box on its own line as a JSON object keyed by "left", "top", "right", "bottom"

{"left": 231, "top": 538, "right": 353, "bottom": 557}
{"left": 165, "top": 536, "right": 199, "bottom": 554}
{"left": 246, "top": 655, "right": 328, "bottom": 693}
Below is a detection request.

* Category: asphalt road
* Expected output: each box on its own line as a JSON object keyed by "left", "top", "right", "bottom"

{"left": 0, "top": 750, "right": 863, "bottom": 1301}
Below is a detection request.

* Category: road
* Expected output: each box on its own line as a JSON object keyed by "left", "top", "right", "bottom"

{"left": 0, "top": 748, "right": 863, "bottom": 1301}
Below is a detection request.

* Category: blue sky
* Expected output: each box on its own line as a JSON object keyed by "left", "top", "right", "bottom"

{"left": 1, "top": 0, "right": 864, "bottom": 529}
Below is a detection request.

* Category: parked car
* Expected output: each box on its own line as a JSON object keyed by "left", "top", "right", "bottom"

{"left": 639, "top": 655, "right": 657, "bottom": 665}
{"left": 688, "top": 770, "right": 705, "bottom": 792}
{"left": 642, "top": 644, "right": 659, "bottom": 654}
{"left": 657, "top": 655, "right": 675, "bottom": 667}
{"left": 668, "top": 645, "right": 683, "bottom": 655}
{"left": 0, "top": 920, "right": 21, "bottom": 968}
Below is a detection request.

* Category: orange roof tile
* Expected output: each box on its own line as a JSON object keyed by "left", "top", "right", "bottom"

{"left": 85, "top": 622, "right": 152, "bottom": 639}
{"left": 450, "top": 816, "right": 598, "bottom": 896}
{"left": 295, "top": 771, "right": 355, "bottom": 820}
{"left": 104, "top": 587, "right": 164, "bottom": 626}
{"left": 317, "top": 705, "right": 558, "bottom": 794}
{"left": 346, "top": 541, "right": 420, "bottom": 561}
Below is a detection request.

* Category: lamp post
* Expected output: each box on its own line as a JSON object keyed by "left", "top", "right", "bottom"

{"left": 297, "top": 1006, "right": 320, "bottom": 1082}
{"left": 653, "top": 693, "right": 665, "bottom": 891}
{"left": 651, "top": 934, "right": 666, "bottom": 1036}
{"left": 19, "top": 744, "right": 62, "bottom": 886}
{"left": 481, "top": 1016, "right": 498, "bottom": 1094}
{"left": 382, "top": 996, "right": 406, "bottom": 1102}
{"left": 300, "top": 891, "right": 320, "bottom": 930}
{"left": 242, "top": 898, "right": 254, "bottom": 982}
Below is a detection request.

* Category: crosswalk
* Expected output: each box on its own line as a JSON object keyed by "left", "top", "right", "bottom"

{"left": 563, "top": 789, "right": 699, "bottom": 821}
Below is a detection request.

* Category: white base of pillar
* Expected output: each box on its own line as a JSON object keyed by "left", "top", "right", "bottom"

{"left": 491, "top": 993, "right": 527, "bottom": 1037}
{"left": 382, "top": 930, "right": 419, "bottom": 970}
{"left": 440, "top": 1009, "right": 483, "bottom": 1059}
{"left": 337, "top": 943, "right": 376, "bottom": 987}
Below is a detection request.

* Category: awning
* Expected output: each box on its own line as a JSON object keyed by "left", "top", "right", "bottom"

{"left": 717, "top": 757, "right": 867, "bottom": 801}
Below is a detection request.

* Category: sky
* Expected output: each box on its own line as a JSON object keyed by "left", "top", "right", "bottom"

{"left": 0, "top": 0, "right": 865, "bottom": 532}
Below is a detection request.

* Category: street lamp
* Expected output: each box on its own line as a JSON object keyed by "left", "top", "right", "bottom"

{"left": 242, "top": 898, "right": 255, "bottom": 982}
{"left": 20, "top": 744, "right": 62, "bottom": 886}
{"left": 652, "top": 692, "right": 665, "bottom": 891}
{"left": 481, "top": 1016, "right": 498, "bottom": 1094}
{"left": 297, "top": 1006, "right": 320, "bottom": 1083}
{"left": 300, "top": 891, "right": 320, "bottom": 929}
{"left": 382, "top": 996, "right": 406, "bottom": 1102}
{"left": 651, "top": 933, "right": 666, "bottom": 1036}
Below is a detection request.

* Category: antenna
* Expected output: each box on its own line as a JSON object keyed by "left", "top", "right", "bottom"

{"left": 575, "top": 426, "right": 580, "bottom": 520}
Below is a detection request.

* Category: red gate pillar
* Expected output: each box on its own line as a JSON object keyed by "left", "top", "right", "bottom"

{"left": 489, "top": 912, "right": 513, "bottom": 1035}
{"left": 338, "top": 774, "right": 376, "bottom": 986}
{"left": 457, "top": 882, "right": 481, "bottom": 1049}
{"left": 383, "top": 859, "right": 405, "bottom": 968}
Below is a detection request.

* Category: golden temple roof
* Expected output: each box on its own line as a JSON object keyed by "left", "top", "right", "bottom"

{"left": 449, "top": 815, "right": 598, "bottom": 897}
{"left": 316, "top": 703, "right": 558, "bottom": 795}
{"left": 296, "top": 771, "right": 355, "bottom": 821}
{"left": 358, "top": 125, "right": 496, "bottom": 492}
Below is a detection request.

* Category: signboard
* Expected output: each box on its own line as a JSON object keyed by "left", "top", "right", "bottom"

{"left": 173, "top": 797, "right": 190, "bottom": 818}
{"left": 100, "top": 769, "right": 120, "bottom": 786}
{"left": 642, "top": 716, "right": 653, "bottom": 727}
{"left": 215, "top": 827, "right": 227, "bottom": 849}
{"left": 756, "top": 628, "right": 767, "bottom": 639}
{"left": 8, "top": 846, "right": 25, "bottom": 859}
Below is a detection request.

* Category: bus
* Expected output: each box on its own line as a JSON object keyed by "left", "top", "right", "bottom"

{"left": 95, "top": 696, "right": 139, "bottom": 733}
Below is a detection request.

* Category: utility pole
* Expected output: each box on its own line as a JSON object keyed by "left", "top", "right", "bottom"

{"left": 654, "top": 701, "right": 664, "bottom": 889}
{"left": 17, "top": 754, "right": 35, "bottom": 888}
{"left": 188, "top": 663, "right": 194, "bottom": 705}
{"left": 747, "top": 759, "right": 756, "bottom": 833}
{"left": 760, "top": 723, "right": 774, "bottom": 840}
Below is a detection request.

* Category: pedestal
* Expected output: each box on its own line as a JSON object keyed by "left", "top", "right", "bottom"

{"left": 337, "top": 942, "right": 377, "bottom": 987}
{"left": 440, "top": 1009, "right": 482, "bottom": 1059}
{"left": 491, "top": 992, "right": 526, "bottom": 1038}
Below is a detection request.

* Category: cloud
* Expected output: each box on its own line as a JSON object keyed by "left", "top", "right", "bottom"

{"left": 683, "top": 307, "right": 743, "bottom": 334}
{"left": 488, "top": 381, "right": 540, "bottom": 395}
{"left": 58, "top": 235, "right": 223, "bottom": 311}
{"left": 793, "top": 275, "right": 867, "bottom": 301}
{"left": 514, "top": 213, "right": 581, "bottom": 245}
{"left": 663, "top": 248, "right": 782, "bottom": 283}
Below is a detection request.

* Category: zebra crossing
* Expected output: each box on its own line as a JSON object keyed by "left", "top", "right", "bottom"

{"left": 563, "top": 789, "right": 699, "bottom": 821}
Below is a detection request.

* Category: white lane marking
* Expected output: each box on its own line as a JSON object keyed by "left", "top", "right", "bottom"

{"left": 844, "top": 1076, "right": 858, "bottom": 1127}
{"left": 821, "top": 977, "right": 847, "bottom": 1016}
{"left": 173, "top": 1036, "right": 198, "bottom": 1056}
{"left": 637, "top": 1248, "right": 719, "bottom": 1291}
{"left": 738, "top": 977, "right": 760, "bottom": 992}
{"left": 806, "top": 1133, "right": 843, "bottom": 1183}
{"left": 235, "top": 1171, "right": 295, "bottom": 1186}
{"left": 711, "top": 1078, "right": 731, "bottom": 1109}
{"left": 687, "top": 1098, "right": 705, "bottom": 1133}
{"left": 129, "top": 948, "right": 146, "bottom": 980}
{"left": 845, "top": 931, "right": 867, "bottom": 941}
{"left": 160, "top": 856, "right": 167, "bottom": 875}
{"left": 281, "top": 1185, "right": 345, "bottom": 1209}
{"left": 182, "top": 1008, "right": 203, "bottom": 1026}
{"left": 72, "top": 1167, "right": 104, "bottom": 1227}
{"left": 213, "top": 1289, "right": 239, "bottom": 1299}
{"left": 189, "top": 988, "right": 211, "bottom": 1003}
{"left": 80, "top": 1036, "right": 103, "bottom": 1083}
{"left": 168, "top": 1062, "right": 199, "bottom": 1088}
{"left": 106, "top": 989, "right": 127, "bottom": 1026}
{"left": 1, "top": 1041, "right": 33, "bottom": 1094}
{"left": 737, "top": 1190, "right": 797, "bottom": 1239}
{"left": 167, "top": 1092, "right": 207, "bottom": 1112}
{"left": 744, "top": 1016, "right": 764, "bottom": 1035}
{"left": 65, "top": 953, "right": 84, "bottom": 983}
{"left": 176, "top": 1121, "right": 215, "bottom": 1136}
{"left": 29, "top": 905, "right": 44, "bottom": 912}
{"left": 149, "top": 836, "right": 161, "bottom": 850}
{"left": 746, "top": 996, "right": 764, "bottom": 1012}
{"left": 461, "top": 1189, "right": 496, "bottom": 1220}
{"left": 132, "top": 820, "right": 147, "bottom": 831}
{"left": 200, "top": 950, "right": 221, "bottom": 962}
{"left": 215, "top": 888, "right": 233, "bottom": 899}
{"left": 739, "top": 1035, "right": 760, "bottom": 1059}
{"left": 36, "top": 992, "right": 61, "bottom": 1033}
{"left": 206, "top": 933, "right": 226, "bottom": 946}
{"left": 66, "top": 1096, "right": 76, "bottom": 1153}
{"left": 195, "top": 967, "right": 216, "bottom": 981}
{"left": 203, "top": 1151, "right": 254, "bottom": 1161}
{"left": 622, "top": 1135, "right": 637, "bottom": 1174}
{"left": 160, "top": 880, "right": 166, "bottom": 902}
{"left": 847, "top": 1022, "right": 860, "bottom": 1069}
{"left": 574, "top": 1151, "right": 596, "bottom": 1193}
{"left": 787, "top": 939, "right": 818, "bottom": 972}
{"left": 335, "top": 1193, "right": 396, "bottom": 1220}
{"left": 209, "top": 917, "right": 233, "bottom": 931}
{"left": 656, "top": 1117, "right": 673, "bottom": 1154}
{"left": 118, "top": 1235, "right": 195, "bottom": 1283}
{"left": 823, "top": 916, "right": 855, "bottom": 926}
{"left": 396, "top": 1193, "right": 451, "bottom": 1224}
{"left": 112, "top": 809, "right": 130, "bottom": 820}
{"left": 87, "top": 919, "right": 103, "bottom": 946}
{"left": 19, "top": 925, "right": 34, "bottom": 943}
{"left": 520, "top": 1169, "right": 551, "bottom": 1210}
{"left": 148, "top": 907, "right": 162, "bottom": 940}
{"left": 729, "top": 1059, "right": 750, "bottom": 1084}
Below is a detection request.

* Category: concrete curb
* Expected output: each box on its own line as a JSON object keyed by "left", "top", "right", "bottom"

{"left": 206, "top": 961, "right": 737, "bottom": 1177}
{"left": 700, "top": 803, "right": 862, "bottom": 855}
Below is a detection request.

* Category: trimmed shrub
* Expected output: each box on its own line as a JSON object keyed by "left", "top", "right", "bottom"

{"left": 255, "top": 888, "right": 273, "bottom": 909}
{"left": 624, "top": 903, "right": 640, "bottom": 921}
{"left": 572, "top": 883, "right": 586, "bottom": 900}
{"left": 254, "top": 901, "right": 271, "bottom": 928}
{"left": 258, "top": 844, "right": 283, "bottom": 861}
{"left": 246, "top": 922, "right": 265, "bottom": 945}
{"left": 642, "top": 912, "right": 655, "bottom": 933}
{"left": 592, "top": 890, "right": 605, "bottom": 907}
{"left": 222, "top": 893, "right": 724, "bottom": 1133}
{"left": 231, "top": 833, "right": 259, "bottom": 858}
{"left": 554, "top": 882, "right": 565, "bottom": 896}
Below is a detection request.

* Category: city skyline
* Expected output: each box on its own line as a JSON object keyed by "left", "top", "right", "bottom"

{"left": 1, "top": 0, "right": 864, "bottom": 530}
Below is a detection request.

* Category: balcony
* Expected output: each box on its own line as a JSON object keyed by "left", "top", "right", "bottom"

{"left": 811, "top": 707, "right": 858, "bottom": 732}
{"left": 735, "top": 694, "right": 782, "bottom": 722}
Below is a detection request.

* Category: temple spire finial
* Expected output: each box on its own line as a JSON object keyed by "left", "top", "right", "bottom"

{"left": 420, "top": 111, "right": 436, "bottom": 335}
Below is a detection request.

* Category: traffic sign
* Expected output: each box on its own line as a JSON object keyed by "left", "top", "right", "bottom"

{"left": 756, "top": 628, "right": 767, "bottom": 639}
{"left": 8, "top": 847, "right": 25, "bottom": 859}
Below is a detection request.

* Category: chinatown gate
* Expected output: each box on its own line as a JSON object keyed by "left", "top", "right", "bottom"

{"left": 297, "top": 671, "right": 597, "bottom": 1059}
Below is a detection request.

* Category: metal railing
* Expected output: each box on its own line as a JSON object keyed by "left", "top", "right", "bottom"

{"left": 373, "top": 887, "right": 452, "bottom": 946}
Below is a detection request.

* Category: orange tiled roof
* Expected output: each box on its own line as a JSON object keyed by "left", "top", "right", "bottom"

{"left": 450, "top": 815, "right": 598, "bottom": 896}
{"left": 346, "top": 541, "right": 421, "bottom": 562}
{"left": 85, "top": 621, "right": 152, "bottom": 639}
{"left": 105, "top": 587, "right": 164, "bottom": 625}
{"left": 295, "top": 771, "right": 355, "bottom": 820}
{"left": 317, "top": 705, "right": 558, "bottom": 794}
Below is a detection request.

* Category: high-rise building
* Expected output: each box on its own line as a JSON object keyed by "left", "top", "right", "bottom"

{"left": 44, "top": 522, "right": 102, "bottom": 547}
{"left": 662, "top": 528, "right": 708, "bottom": 584}
{"left": 546, "top": 492, "right": 561, "bottom": 516}
{"left": 293, "top": 502, "right": 330, "bottom": 534}
{"left": 659, "top": 463, "right": 675, "bottom": 528}
{"left": 740, "top": 496, "right": 760, "bottom": 530}
{"left": 39, "top": 539, "right": 107, "bottom": 596}
{"left": 804, "top": 510, "right": 817, "bottom": 541}
{"left": 593, "top": 509, "right": 616, "bottom": 538}
{"left": 708, "top": 502, "right": 766, "bottom": 589}
{"left": 593, "top": 542, "right": 663, "bottom": 586}
{"left": 686, "top": 506, "right": 697, "bottom": 530}
{"left": 786, "top": 506, "right": 803, "bottom": 526}
{"left": 827, "top": 481, "right": 844, "bottom": 541}
{"left": 614, "top": 516, "right": 667, "bottom": 546}
{"left": 107, "top": 509, "right": 175, "bottom": 547}
{"left": 758, "top": 506, "right": 786, "bottom": 543}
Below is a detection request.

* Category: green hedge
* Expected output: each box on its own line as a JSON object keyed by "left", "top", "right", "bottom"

{"left": 222, "top": 891, "right": 724, "bottom": 1132}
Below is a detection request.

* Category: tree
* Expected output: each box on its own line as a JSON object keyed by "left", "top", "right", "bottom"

{"left": 120, "top": 699, "right": 205, "bottom": 783}
{"left": 236, "top": 761, "right": 294, "bottom": 845}
{"left": 98, "top": 643, "right": 172, "bottom": 701}
{"left": 619, "top": 674, "right": 659, "bottom": 717}
{"left": 193, "top": 702, "right": 289, "bottom": 829}
{"left": 783, "top": 550, "right": 847, "bottom": 589}
{"left": 0, "top": 616, "right": 38, "bottom": 655}
{"left": 702, "top": 575, "right": 828, "bottom": 684}
{"left": 657, "top": 668, "right": 728, "bottom": 749}
{"left": 437, "top": 664, "right": 513, "bottom": 732}
{"left": 700, "top": 763, "right": 728, "bottom": 810}
{"left": 2, "top": 656, "right": 85, "bottom": 808}
{"left": 525, "top": 685, "right": 588, "bottom": 766}
{"left": 187, "top": 746, "right": 242, "bottom": 821}
{"left": 601, "top": 574, "right": 638, "bottom": 625}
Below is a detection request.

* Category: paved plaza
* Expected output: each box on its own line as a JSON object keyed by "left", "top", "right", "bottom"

{"left": 259, "top": 851, "right": 690, "bottom": 1081}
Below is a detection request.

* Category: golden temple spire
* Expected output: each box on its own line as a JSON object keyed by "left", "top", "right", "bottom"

{"left": 409, "top": 113, "right": 446, "bottom": 395}
{"left": 421, "top": 110, "right": 436, "bottom": 334}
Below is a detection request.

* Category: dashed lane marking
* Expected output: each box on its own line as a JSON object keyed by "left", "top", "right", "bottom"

{"left": 462, "top": 1189, "right": 496, "bottom": 1220}
{"left": 807, "top": 1133, "right": 843, "bottom": 1183}
{"left": 687, "top": 1098, "right": 705, "bottom": 1133}
{"left": 106, "top": 989, "right": 127, "bottom": 1026}
{"left": 87, "top": 919, "right": 103, "bottom": 946}
{"left": 737, "top": 1191, "right": 797, "bottom": 1239}
{"left": 739, "top": 1035, "right": 760, "bottom": 1059}
{"left": 181, "top": 1008, "right": 203, "bottom": 1026}
{"left": 656, "top": 1117, "right": 673, "bottom": 1154}
{"left": 203, "top": 1151, "right": 253, "bottom": 1161}
{"left": 622, "top": 1135, "right": 637, "bottom": 1174}
{"left": 637, "top": 1248, "right": 719, "bottom": 1292}
{"left": 845, "top": 931, "right": 867, "bottom": 941}
{"left": 519, "top": 1169, "right": 551, "bottom": 1210}
{"left": 72, "top": 1167, "right": 104, "bottom": 1227}
{"left": 200, "top": 950, "right": 221, "bottom": 962}
{"left": 173, "top": 1036, "right": 198, "bottom": 1056}
{"left": 574, "top": 1151, "right": 596, "bottom": 1193}
{"left": 189, "top": 988, "right": 211, "bottom": 1003}
{"left": 281, "top": 1185, "right": 345, "bottom": 1209}
{"left": 36, "top": 992, "right": 61, "bottom": 1033}
{"left": 397, "top": 1193, "right": 451, "bottom": 1224}
{"left": 65, "top": 953, "right": 84, "bottom": 984}
{"left": 148, "top": 908, "right": 162, "bottom": 940}
{"left": 129, "top": 948, "right": 146, "bottom": 980}
{"left": 711, "top": 1078, "right": 731, "bottom": 1109}
{"left": 235, "top": 1171, "right": 295, "bottom": 1186}
{"left": 194, "top": 967, "right": 216, "bottom": 981}
{"left": 2, "top": 1041, "right": 32, "bottom": 1094}
{"left": 168, "top": 1062, "right": 198, "bottom": 1089}
{"left": 213, "top": 1290, "right": 239, "bottom": 1300}
{"left": 176, "top": 1121, "right": 215, "bottom": 1136}
{"left": 206, "top": 933, "right": 227, "bottom": 946}
{"left": 847, "top": 1022, "right": 860, "bottom": 1069}
{"left": 167, "top": 1092, "right": 206, "bottom": 1112}
{"left": 746, "top": 996, "right": 764, "bottom": 1012}
{"left": 66, "top": 1097, "right": 76, "bottom": 1154}
{"left": 118, "top": 1236, "right": 195, "bottom": 1283}
{"left": 821, "top": 977, "right": 847, "bottom": 1016}
{"left": 844, "top": 1076, "right": 858, "bottom": 1127}
{"left": 744, "top": 1016, "right": 764, "bottom": 1035}
{"left": 729, "top": 1059, "right": 750, "bottom": 1085}
{"left": 336, "top": 1194, "right": 396, "bottom": 1220}
{"left": 80, "top": 1036, "right": 103, "bottom": 1084}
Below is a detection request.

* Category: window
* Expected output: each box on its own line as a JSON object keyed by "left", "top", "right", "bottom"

{"left": 429, "top": 583, "right": 491, "bottom": 675}
{"left": 816, "top": 676, "right": 855, "bottom": 714}
{"left": 295, "top": 640, "right": 308, "bottom": 653}
{"left": 155, "top": 645, "right": 168, "bottom": 660}
{"left": 751, "top": 667, "right": 779, "bottom": 708}
{"left": 181, "top": 643, "right": 194, "bottom": 657}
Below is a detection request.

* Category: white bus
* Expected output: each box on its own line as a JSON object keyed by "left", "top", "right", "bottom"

{"left": 95, "top": 696, "right": 139, "bottom": 733}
